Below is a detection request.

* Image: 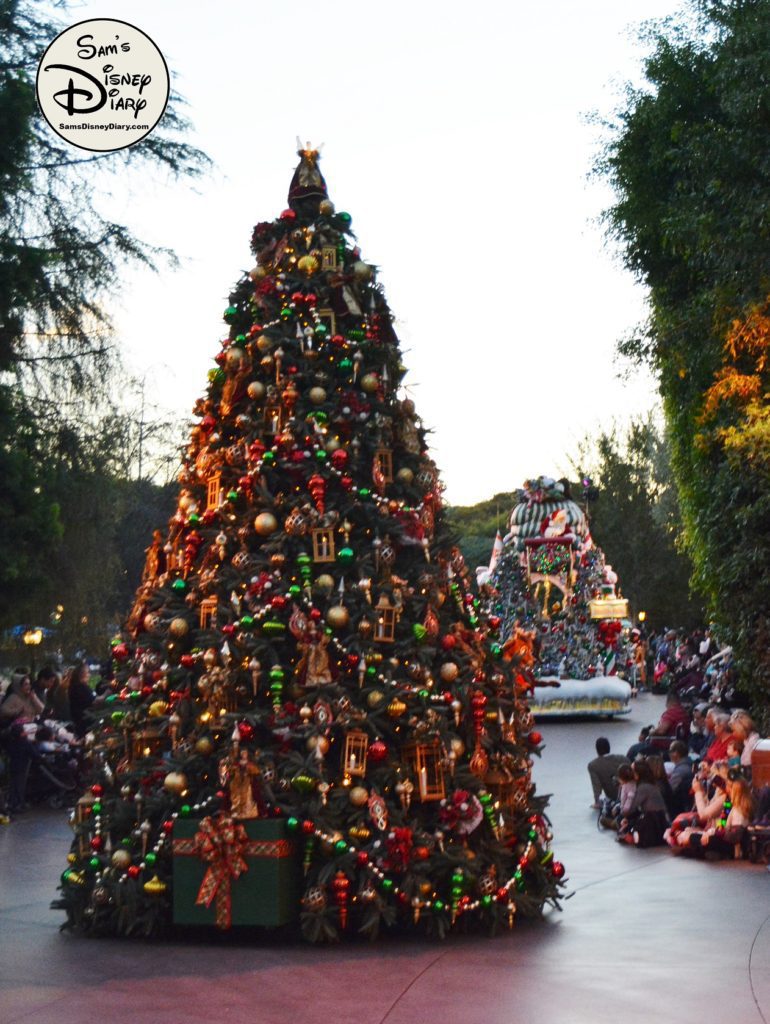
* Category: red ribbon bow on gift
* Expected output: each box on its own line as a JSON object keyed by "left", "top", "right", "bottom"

{"left": 194, "top": 816, "right": 249, "bottom": 922}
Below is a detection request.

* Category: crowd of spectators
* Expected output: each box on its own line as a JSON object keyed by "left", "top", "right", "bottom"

{"left": 0, "top": 662, "right": 101, "bottom": 818}
{"left": 631, "top": 625, "right": 745, "bottom": 708}
{"left": 588, "top": 693, "right": 767, "bottom": 859}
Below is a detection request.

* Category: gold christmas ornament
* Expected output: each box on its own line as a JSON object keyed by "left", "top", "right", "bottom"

{"left": 396, "top": 467, "right": 414, "bottom": 485}
{"left": 254, "top": 512, "right": 279, "bottom": 536}
{"left": 147, "top": 700, "right": 169, "bottom": 718}
{"left": 440, "top": 662, "right": 459, "bottom": 683}
{"left": 111, "top": 849, "right": 131, "bottom": 870}
{"left": 247, "top": 380, "right": 266, "bottom": 400}
{"left": 297, "top": 254, "right": 319, "bottom": 276}
{"left": 326, "top": 604, "right": 350, "bottom": 630}
{"left": 319, "top": 199, "right": 335, "bottom": 216}
{"left": 360, "top": 373, "right": 379, "bottom": 394}
{"left": 194, "top": 737, "right": 214, "bottom": 756}
{"left": 307, "top": 734, "right": 330, "bottom": 755}
{"left": 256, "top": 334, "right": 273, "bottom": 354}
{"left": 308, "top": 386, "right": 327, "bottom": 405}
{"left": 162, "top": 771, "right": 188, "bottom": 796}
{"left": 349, "top": 785, "right": 369, "bottom": 807}
{"left": 249, "top": 264, "right": 268, "bottom": 280}
{"left": 226, "top": 347, "right": 245, "bottom": 370}
{"left": 450, "top": 737, "right": 465, "bottom": 757}
{"left": 314, "top": 574, "right": 335, "bottom": 594}
{"left": 143, "top": 875, "right": 167, "bottom": 896}
{"left": 366, "top": 689, "right": 385, "bottom": 709}
{"left": 168, "top": 617, "right": 189, "bottom": 638}
{"left": 203, "top": 648, "right": 218, "bottom": 668}
{"left": 387, "top": 697, "right": 407, "bottom": 718}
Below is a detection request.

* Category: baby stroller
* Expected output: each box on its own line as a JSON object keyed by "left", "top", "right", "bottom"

{"left": 25, "top": 748, "right": 80, "bottom": 808}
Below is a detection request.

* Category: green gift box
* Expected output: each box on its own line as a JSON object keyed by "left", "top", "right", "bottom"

{"left": 172, "top": 816, "right": 300, "bottom": 928}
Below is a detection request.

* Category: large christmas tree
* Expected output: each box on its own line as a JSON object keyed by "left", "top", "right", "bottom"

{"left": 57, "top": 151, "right": 563, "bottom": 942}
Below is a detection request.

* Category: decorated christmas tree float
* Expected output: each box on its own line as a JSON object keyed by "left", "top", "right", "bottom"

{"left": 478, "top": 477, "right": 632, "bottom": 718}
{"left": 56, "top": 149, "right": 563, "bottom": 942}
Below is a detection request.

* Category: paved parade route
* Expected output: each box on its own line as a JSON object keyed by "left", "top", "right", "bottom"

{"left": 2, "top": 693, "right": 768, "bottom": 1024}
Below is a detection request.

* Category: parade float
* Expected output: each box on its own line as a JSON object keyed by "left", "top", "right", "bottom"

{"left": 479, "top": 477, "right": 632, "bottom": 719}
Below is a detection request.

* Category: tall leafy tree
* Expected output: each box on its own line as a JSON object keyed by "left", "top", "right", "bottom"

{"left": 0, "top": 0, "right": 207, "bottom": 629}
{"left": 599, "top": 0, "right": 770, "bottom": 716}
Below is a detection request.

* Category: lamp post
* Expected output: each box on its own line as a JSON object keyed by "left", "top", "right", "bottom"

{"left": 22, "top": 628, "right": 43, "bottom": 674}
{"left": 638, "top": 611, "right": 647, "bottom": 624}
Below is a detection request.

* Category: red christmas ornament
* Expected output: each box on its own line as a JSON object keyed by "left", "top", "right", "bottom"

{"left": 112, "top": 643, "right": 129, "bottom": 662}
{"left": 91, "top": 784, "right": 103, "bottom": 797}
{"left": 301, "top": 819, "right": 315, "bottom": 835}
{"left": 127, "top": 865, "right": 141, "bottom": 878}
{"left": 179, "top": 654, "right": 195, "bottom": 669}
{"left": 552, "top": 861, "right": 566, "bottom": 879}
{"left": 330, "top": 448, "right": 348, "bottom": 470}
{"left": 496, "top": 886, "right": 509, "bottom": 901}
{"left": 356, "top": 851, "right": 369, "bottom": 867}
{"left": 332, "top": 870, "right": 351, "bottom": 929}
{"left": 440, "top": 635, "right": 457, "bottom": 651}
{"left": 236, "top": 721, "right": 255, "bottom": 743}
{"left": 248, "top": 440, "right": 266, "bottom": 462}
{"left": 307, "top": 473, "right": 326, "bottom": 513}
{"left": 162, "top": 820, "right": 174, "bottom": 834}
{"left": 222, "top": 624, "right": 237, "bottom": 637}
{"left": 90, "top": 836, "right": 104, "bottom": 851}
{"left": 279, "top": 208, "right": 296, "bottom": 221}
{"left": 309, "top": 608, "right": 322, "bottom": 622}
{"left": 528, "top": 731, "right": 543, "bottom": 746}
{"left": 367, "top": 739, "right": 388, "bottom": 763}
{"left": 201, "top": 414, "right": 217, "bottom": 434}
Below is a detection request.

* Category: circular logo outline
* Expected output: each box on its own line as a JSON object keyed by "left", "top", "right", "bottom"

{"left": 35, "top": 17, "right": 170, "bottom": 154}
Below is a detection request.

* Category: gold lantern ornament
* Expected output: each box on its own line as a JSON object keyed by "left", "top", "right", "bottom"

{"left": 343, "top": 730, "right": 368, "bottom": 777}
{"left": 402, "top": 739, "right": 446, "bottom": 802}
{"left": 374, "top": 593, "right": 398, "bottom": 643}
{"left": 312, "top": 526, "right": 336, "bottom": 563}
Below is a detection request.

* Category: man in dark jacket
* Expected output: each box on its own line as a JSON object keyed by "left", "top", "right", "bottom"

{"left": 587, "top": 737, "right": 629, "bottom": 809}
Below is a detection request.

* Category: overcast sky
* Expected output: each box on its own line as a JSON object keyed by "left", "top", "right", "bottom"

{"left": 64, "top": 0, "right": 683, "bottom": 504}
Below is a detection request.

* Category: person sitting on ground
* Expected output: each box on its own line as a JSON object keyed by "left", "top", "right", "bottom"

{"left": 0, "top": 673, "right": 44, "bottom": 723}
{"left": 689, "top": 703, "right": 711, "bottom": 758}
{"left": 665, "top": 760, "right": 729, "bottom": 850}
{"left": 667, "top": 740, "right": 694, "bottom": 816}
{"left": 726, "top": 736, "right": 743, "bottom": 770}
{"left": 670, "top": 769, "right": 753, "bottom": 859}
{"left": 729, "top": 710, "right": 760, "bottom": 771}
{"left": 702, "top": 709, "right": 732, "bottom": 763}
{"left": 618, "top": 759, "right": 669, "bottom": 847}
{"left": 647, "top": 754, "right": 676, "bottom": 819}
{"left": 587, "top": 737, "right": 630, "bottom": 809}
{"left": 600, "top": 763, "right": 636, "bottom": 830}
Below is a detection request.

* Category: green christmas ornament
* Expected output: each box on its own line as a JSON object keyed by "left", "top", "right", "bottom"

{"left": 346, "top": 328, "right": 365, "bottom": 342}
{"left": 227, "top": 489, "right": 239, "bottom": 503}
{"left": 296, "top": 553, "right": 311, "bottom": 568}
{"left": 88, "top": 857, "right": 100, "bottom": 870}
{"left": 180, "top": 804, "right": 191, "bottom": 817}
{"left": 172, "top": 579, "right": 186, "bottom": 592}
{"left": 286, "top": 816, "right": 299, "bottom": 832}
{"left": 280, "top": 307, "right": 292, "bottom": 320}
{"left": 223, "top": 305, "right": 238, "bottom": 322}
{"left": 240, "top": 615, "right": 255, "bottom": 628}
{"left": 412, "top": 624, "right": 428, "bottom": 642}
{"left": 110, "top": 711, "right": 125, "bottom": 724}
{"left": 262, "top": 621, "right": 286, "bottom": 635}
{"left": 289, "top": 584, "right": 301, "bottom": 597}
{"left": 314, "top": 323, "right": 328, "bottom": 338}
{"left": 291, "top": 772, "right": 316, "bottom": 794}
{"left": 358, "top": 488, "right": 371, "bottom": 500}
{"left": 262, "top": 451, "right": 276, "bottom": 465}
{"left": 337, "top": 357, "right": 353, "bottom": 375}
{"left": 337, "top": 546, "right": 354, "bottom": 565}
{"left": 334, "top": 839, "right": 348, "bottom": 854}
{"left": 145, "top": 852, "right": 157, "bottom": 866}
{"left": 338, "top": 212, "right": 352, "bottom": 224}
{"left": 315, "top": 449, "right": 328, "bottom": 462}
